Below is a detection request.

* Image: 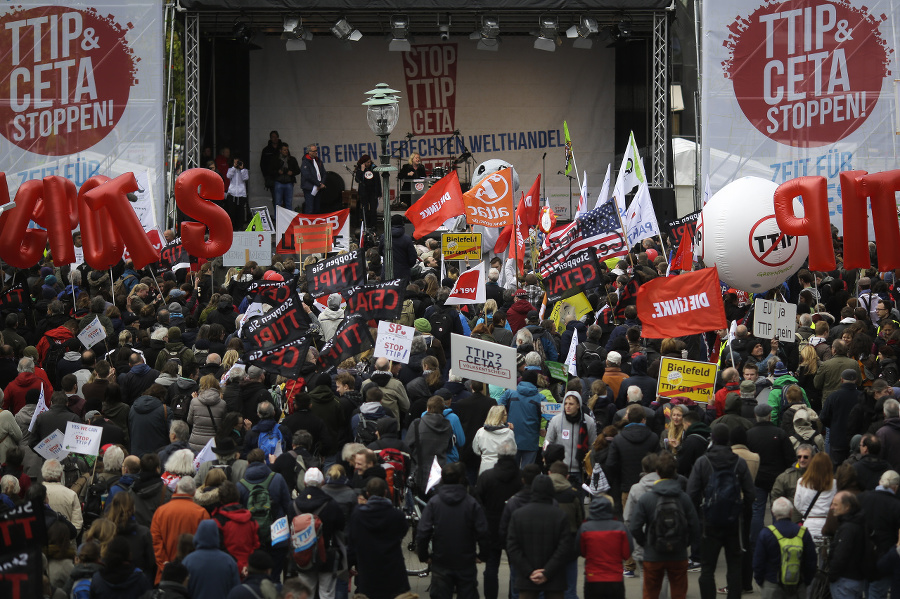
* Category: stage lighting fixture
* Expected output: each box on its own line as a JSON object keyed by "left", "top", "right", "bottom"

{"left": 282, "top": 17, "right": 312, "bottom": 50}
{"left": 617, "top": 19, "right": 632, "bottom": 39}
{"left": 534, "top": 15, "right": 559, "bottom": 52}
{"left": 470, "top": 15, "right": 500, "bottom": 51}
{"left": 389, "top": 14, "right": 411, "bottom": 51}
{"left": 438, "top": 14, "right": 451, "bottom": 41}
{"left": 332, "top": 18, "right": 362, "bottom": 42}
{"left": 233, "top": 18, "right": 253, "bottom": 45}
{"left": 566, "top": 15, "right": 599, "bottom": 49}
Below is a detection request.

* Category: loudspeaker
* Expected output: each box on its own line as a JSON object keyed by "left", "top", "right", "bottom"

{"left": 649, "top": 187, "right": 677, "bottom": 224}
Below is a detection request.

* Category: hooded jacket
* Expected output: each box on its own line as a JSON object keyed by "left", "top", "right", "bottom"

{"left": 36, "top": 324, "right": 74, "bottom": 364}
{"left": 360, "top": 371, "right": 410, "bottom": 425}
{"left": 560, "top": 319, "right": 589, "bottom": 365}
{"left": 544, "top": 402, "right": 598, "bottom": 473}
{"left": 629, "top": 477, "right": 701, "bottom": 562}
{"left": 506, "top": 298, "right": 536, "bottom": 334}
{"left": 212, "top": 502, "right": 259, "bottom": 573}
{"left": 318, "top": 306, "right": 344, "bottom": 342}
{"left": 687, "top": 444, "right": 756, "bottom": 520}
{"left": 187, "top": 388, "right": 228, "bottom": 451}
{"left": 117, "top": 363, "right": 160, "bottom": 405}
{"left": 506, "top": 476, "right": 572, "bottom": 591}
{"left": 3, "top": 371, "right": 44, "bottom": 414}
{"left": 473, "top": 454, "right": 522, "bottom": 544}
{"left": 615, "top": 355, "right": 658, "bottom": 407}
{"left": 347, "top": 494, "right": 410, "bottom": 599}
{"left": 289, "top": 486, "right": 345, "bottom": 571}
{"left": 606, "top": 422, "right": 659, "bottom": 489}
{"left": 577, "top": 497, "right": 634, "bottom": 582}
{"left": 416, "top": 483, "right": 488, "bottom": 569}
{"left": 89, "top": 562, "right": 152, "bottom": 599}
{"left": 128, "top": 395, "right": 168, "bottom": 457}
{"left": 746, "top": 420, "right": 796, "bottom": 491}
{"left": 500, "top": 381, "right": 544, "bottom": 451}
{"left": 236, "top": 461, "right": 292, "bottom": 520}
{"left": 181, "top": 519, "right": 240, "bottom": 599}
{"left": 827, "top": 509, "right": 869, "bottom": 582}
{"left": 131, "top": 472, "right": 172, "bottom": 527}
{"left": 407, "top": 412, "right": 453, "bottom": 491}
{"left": 711, "top": 393, "right": 754, "bottom": 433}
{"left": 767, "top": 373, "right": 808, "bottom": 425}
{"left": 677, "top": 421, "right": 711, "bottom": 476}
{"left": 309, "top": 384, "right": 346, "bottom": 452}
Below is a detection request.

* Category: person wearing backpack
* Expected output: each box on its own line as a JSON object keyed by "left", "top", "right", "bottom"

{"left": 153, "top": 327, "right": 197, "bottom": 374}
{"left": 349, "top": 386, "right": 392, "bottom": 447}
{"left": 212, "top": 481, "right": 260, "bottom": 576}
{"left": 752, "top": 497, "right": 817, "bottom": 599}
{"left": 629, "top": 451, "right": 701, "bottom": 599}
{"left": 187, "top": 375, "right": 228, "bottom": 451}
{"left": 687, "top": 424, "right": 756, "bottom": 599}
{"left": 576, "top": 494, "right": 634, "bottom": 599}
{"left": 238, "top": 448, "right": 292, "bottom": 582}
{"left": 289, "top": 467, "right": 345, "bottom": 599}
{"left": 244, "top": 401, "right": 290, "bottom": 459}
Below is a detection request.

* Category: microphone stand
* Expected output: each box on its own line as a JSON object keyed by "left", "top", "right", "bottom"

{"left": 558, "top": 171, "right": 576, "bottom": 220}
{"left": 542, "top": 152, "right": 547, "bottom": 204}
{"left": 453, "top": 130, "right": 474, "bottom": 191}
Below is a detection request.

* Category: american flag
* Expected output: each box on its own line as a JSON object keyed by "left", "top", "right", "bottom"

{"left": 539, "top": 199, "right": 627, "bottom": 276}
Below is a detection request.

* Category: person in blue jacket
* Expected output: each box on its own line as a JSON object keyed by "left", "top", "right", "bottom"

{"left": 182, "top": 519, "right": 240, "bottom": 599}
{"left": 499, "top": 370, "right": 544, "bottom": 467}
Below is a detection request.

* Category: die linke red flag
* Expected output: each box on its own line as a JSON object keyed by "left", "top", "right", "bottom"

{"left": 636, "top": 267, "right": 727, "bottom": 339}
{"left": 405, "top": 171, "right": 465, "bottom": 238}
{"left": 495, "top": 174, "right": 542, "bottom": 253}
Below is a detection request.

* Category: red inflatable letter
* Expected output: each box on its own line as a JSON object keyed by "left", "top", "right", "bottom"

{"left": 32, "top": 177, "right": 79, "bottom": 266}
{"left": 83, "top": 173, "right": 159, "bottom": 269}
{"left": 0, "top": 175, "right": 48, "bottom": 269}
{"left": 772, "top": 176, "right": 835, "bottom": 272}
{"left": 175, "top": 168, "right": 232, "bottom": 259}
{"left": 861, "top": 170, "right": 900, "bottom": 271}
{"left": 838, "top": 170, "right": 870, "bottom": 269}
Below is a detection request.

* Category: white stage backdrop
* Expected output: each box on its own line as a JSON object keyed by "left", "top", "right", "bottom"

{"left": 248, "top": 36, "right": 615, "bottom": 220}
{"left": 0, "top": 1, "right": 166, "bottom": 229}
{"left": 701, "top": 0, "right": 899, "bottom": 233}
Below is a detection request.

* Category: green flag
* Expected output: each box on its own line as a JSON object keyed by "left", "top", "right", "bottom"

{"left": 563, "top": 121, "right": 573, "bottom": 175}
{"left": 246, "top": 213, "right": 264, "bottom": 232}
{"left": 546, "top": 360, "right": 568, "bottom": 383}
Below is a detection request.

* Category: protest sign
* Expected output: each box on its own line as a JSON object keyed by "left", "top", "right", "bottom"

{"left": 308, "top": 249, "right": 367, "bottom": 298}
{"left": 246, "top": 336, "right": 311, "bottom": 379}
{"left": 77, "top": 316, "right": 106, "bottom": 349}
{"left": 445, "top": 263, "right": 485, "bottom": 305}
{"left": 27, "top": 385, "right": 46, "bottom": 432}
{"left": 34, "top": 430, "right": 69, "bottom": 461}
{"left": 667, "top": 210, "right": 701, "bottom": 245}
{"left": 545, "top": 250, "right": 603, "bottom": 304}
{"left": 0, "top": 499, "right": 47, "bottom": 549}
{"left": 441, "top": 233, "right": 482, "bottom": 260}
{"left": 193, "top": 438, "right": 216, "bottom": 470}
{"left": 0, "top": 499, "right": 46, "bottom": 599}
{"left": 374, "top": 321, "right": 415, "bottom": 364}
{"left": 753, "top": 299, "right": 797, "bottom": 341}
{"left": 244, "top": 278, "right": 295, "bottom": 307}
{"left": 541, "top": 401, "right": 562, "bottom": 421}
{"left": 244, "top": 293, "right": 310, "bottom": 349}
{"left": 318, "top": 314, "right": 375, "bottom": 370}
{"left": 546, "top": 361, "right": 569, "bottom": 383}
{"left": 449, "top": 333, "right": 517, "bottom": 390}
{"left": 565, "top": 328, "right": 579, "bottom": 375}
{"left": 549, "top": 293, "right": 594, "bottom": 334}
{"left": 0, "top": 282, "right": 31, "bottom": 312}
{"left": 62, "top": 422, "right": 103, "bottom": 456}
{"left": 657, "top": 357, "right": 718, "bottom": 404}
{"left": 224, "top": 232, "right": 273, "bottom": 267}
{"left": 271, "top": 516, "right": 290, "bottom": 546}
{"left": 250, "top": 206, "right": 274, "bottom": 231}
{"left": 345, "top": 279, "right": 406, "bottom": 321}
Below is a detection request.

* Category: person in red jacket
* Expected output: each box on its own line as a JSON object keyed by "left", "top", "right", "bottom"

{"left": 36, "top": 322, "right": 75, "bottom": 364}
{"left": 507, "top": 289, "right": 537, "bottom": 335}
{"left": 3, "top": 357, "right": 45, "bottom": 414}
{"left": 576, "top": 494, "right": 634, "bottom": 599}
{"left": 212, "top": 480, "right": 259, "bottom": 576}
{"left": 714, "top": 367, "right": 741, "bottom": 418}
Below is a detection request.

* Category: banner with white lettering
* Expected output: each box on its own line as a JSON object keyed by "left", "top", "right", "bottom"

{"left": 62, "top": 421, "right": 103, "bottom": 456}
{"left": 635, "top": 267, "right": 728, "bottom": 339}
{"left": 317, "top": 314, "right": 375, "bottom": 370}
{"left": 243, "top": 292, "right": 311, "bottom": 349}
{"left": 248, "top": 38, "right": 616, "bottom": 212}
{"left": 0, "top": 1, "right": 166, "bottom": 229}
{"left": 449, "top": 333, "right": 517, "bottom": 390}
{"left": 244, "top": 278, "right": 296, "bottom": 307}
{"left": 308, "top": 249, "right": 366, "bottom": 298}
{"left": 246, "top": 336, "right": 311, "bottom": 379}
{"left": 701, "top": 0, "right": 897, "bottom": 233}
{"left": 545, "top": 250, "right": 603, "bottom": 304}
{"left": 0, "top": 500, "right": 46, "bottom": 599}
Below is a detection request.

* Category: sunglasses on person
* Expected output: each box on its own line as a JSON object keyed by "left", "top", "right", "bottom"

{"left": 796, "top": 454, "right": 811, "bottom": 461}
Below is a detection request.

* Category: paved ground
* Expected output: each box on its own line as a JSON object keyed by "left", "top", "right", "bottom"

{"left": 403, "top": 549, "right": 741, "bottom": 598}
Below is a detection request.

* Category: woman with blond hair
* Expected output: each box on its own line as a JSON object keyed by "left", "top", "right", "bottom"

{"left": 194, "top": 467, "right": 227, "bottom": 514}
{"left": 472, "top": 406, "right": 518, "bottom": 475}
{"left": 187, "top": 374, "right": 227, "bottom": 451}
{"left": 793, "top": 451, "right": 836, "bottom": 540}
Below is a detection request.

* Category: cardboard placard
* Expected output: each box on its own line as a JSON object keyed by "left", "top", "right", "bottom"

{"left": 753, "top": 298, "right": 797, "bottom": 341}
{"left": 34, "top": 429, "right": 69, "bottom": 461}
{"left": 656, "top": 357, "right": 718, "bottom": 405}
{"left": 373, "top": 321, "right": 415, "bottom": 364}
{"left": 62, "top": 422, "right": 103, "bottom": 456}
{"left": 449, "top": 333, "right": 517, "bottom": 390}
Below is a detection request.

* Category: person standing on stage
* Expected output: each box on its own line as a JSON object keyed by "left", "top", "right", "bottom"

{"left": 300, "top": 144, "right": 326, "bottom": 215}
{"left": 355, "top": 154, "right": 381, "bottom": 227}
{"left": 398, "top": 153, "right": 427, "bottom": 203}
{"left": 259, "top": 130, "right": 282, "bottom": 203}
{"left": 271, "top": 144, "right": 300, "bottom": 211}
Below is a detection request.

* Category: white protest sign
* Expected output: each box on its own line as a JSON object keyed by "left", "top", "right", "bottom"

{"left": 565, "top": 328, "right": 579, "bottom": 375}
{"left": 34, "top": 429, "right": 69, "bottom": 461}
{"left": 449, "top": 333, "right": 517, "bottom": 390}
{"left": 77, "top": 316, "right": 106, "bottom": 349}
{"left": 425, "top": 456, "right": 443, "bottom": 495}
{"left": 541, "top": 401, "right": 562, "bottom": 422}
{"left": 62, "top": 422, "right": 103, "bottom": 456}
{"left": 224, "top": 232, "right": 274, "bottom": 267}
{"left": 28, "top": 384, "right": 47, "bottom": 432}
{"left": 753, "top": 299, "right": 797, "bottom": 341}
{"left": 193, "top": 437, "right": 217, "bottom": 470}
{"left": 374, "top": 321, "right": 415, "bottom": 364}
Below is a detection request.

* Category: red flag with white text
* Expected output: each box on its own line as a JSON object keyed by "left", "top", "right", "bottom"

{"left": 636, "top": 267, "right": 727, "bottom": 338}
{"left": 405, "top": 172, "right": 465, "bottom": 238}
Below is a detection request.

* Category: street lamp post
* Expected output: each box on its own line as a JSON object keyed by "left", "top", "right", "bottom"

{"left": 363, "top": 84, "right": 401, "bottom": 280}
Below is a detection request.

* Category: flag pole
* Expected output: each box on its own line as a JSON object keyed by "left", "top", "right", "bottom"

{"left": 612, "top": 203, "right": 637, "bottom": 269}
{"left": 512, "top": 193, "right": 519, "bottom": 279}
{"left": 657, "top": 232, "right": 670, "bottom": 265}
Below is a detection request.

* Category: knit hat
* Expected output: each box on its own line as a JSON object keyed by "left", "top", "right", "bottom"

{"left": 772, "top": 362, "right": 789, "bottom": 377}
{"left": 513, "top": 289, "right": 527, "bottom": 298}
{"left": 248, "top": 550, "right": 274, "bottom": 572}
{"left": 327, "top": 293, "right": 342, "bottom": 310}
{"left": 414, "top": 318, "right": 431, "bottom": 333}
{"left": 40, "top": 266, "right": 53, "bottom": 278}
{"left": 740, "top": 380, "right": 756, "bottom": 398}
{"left": 754, "top": 403, "right": 773, "bottom": 418}
{"left": 391, "top": 214, "right": 404, "bottom": 226}
{"left": 304, "top": 467, "right": 324, "bottom": 487}
{"left": 710, "top": 423, "right": 730, "bottom": 445}
{"left": 526, "top": 310, "right": 540, "bottom": 322}
{"left": 45, "top": 275, "right": 57, "bottom": 285}
{"left": 167, "top": 326, "right": 181, "bottom": 341}
{"left": 168, "top": 302, "right": 182, "bottom": 314}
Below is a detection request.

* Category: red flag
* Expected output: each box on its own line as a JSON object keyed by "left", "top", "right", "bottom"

{"left": 405, "top": 172, "right": 465, "bottom": 238}
{"left": 636, "top": 267, "right": 728, "bottom": 338}
{"left": 495, "top": 174, "right": 542, "bottom": 255}
{"left": 667, "top": 226, "right": 693, "bottom": 275}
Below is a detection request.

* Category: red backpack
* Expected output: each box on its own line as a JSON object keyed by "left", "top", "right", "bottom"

{"left": 290, "top": 505, "right": 326, "bottom": 570}
{"left": 377, "top": 447, "right": 408, "bottom": 504}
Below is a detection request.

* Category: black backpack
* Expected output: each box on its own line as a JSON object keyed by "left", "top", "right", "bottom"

{"left": 577, "top": 342, "right": 603, "bottom": 377}
{"left": 82, "top": 474, "right": 120, "bottom": 526}
{"left": 428, "top": 309, "right": 455, "bottom": 342}
{"left": 355, "top": 412, "right": 379, "bottom": 446}
{"left": 701, "top": 461, "right": 743, "bottom": 527}
{"left": 169, "top": 389, "right": 192, "bottom": 421}
{"left": 647, "top": 494, "right": 689, "bottom": 553}
{"left": 42, "top": 339, "right": 69, "bottom": 388}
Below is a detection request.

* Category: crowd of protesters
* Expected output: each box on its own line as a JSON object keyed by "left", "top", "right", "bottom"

{"left": 2, "top": 223, "right": 900, "bottom": 599}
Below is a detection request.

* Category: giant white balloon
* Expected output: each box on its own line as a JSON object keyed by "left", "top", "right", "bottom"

{"left": 695, "top": 177, "right": 808, "bottom": 292}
